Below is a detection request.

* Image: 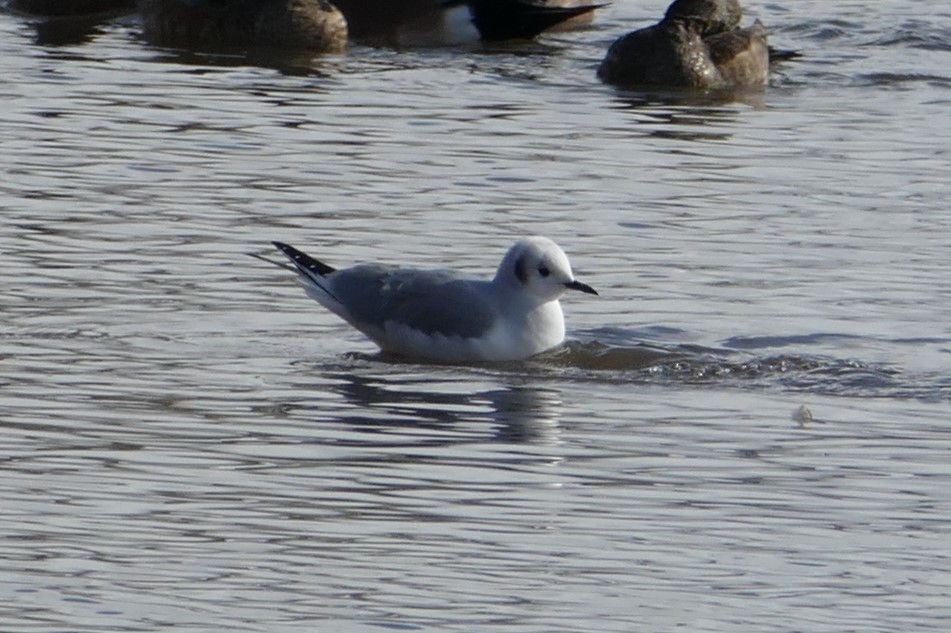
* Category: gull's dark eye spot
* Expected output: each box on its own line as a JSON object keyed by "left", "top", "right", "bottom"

{"left": 538, "top": 265, "right": 550, "bottom": 278}
{"left": 514, "top": 255, "right": 528, "bottom": 283}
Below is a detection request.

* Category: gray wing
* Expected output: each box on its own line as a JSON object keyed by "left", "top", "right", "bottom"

{"left": 329, "top": 265, "right": 499, "bottom": 339}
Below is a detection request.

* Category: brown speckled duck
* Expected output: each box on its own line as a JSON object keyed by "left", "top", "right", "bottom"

{"left": 137, "top": 0, "right": 348, "bottom": 52}
{"left": 598, "top": 0, "right": 769, "bottom": 89}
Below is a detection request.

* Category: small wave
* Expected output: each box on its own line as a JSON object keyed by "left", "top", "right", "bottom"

{"left": 856, "top": 72, "right": 951, "bottom": 88}
{"left": 547, "top": 339, "right": 840, "bottom": 376}
{"left": 535, "top": 339, "right": 919, "bottom": 399}
{"left": 722, "top": 332, "right": 865, "bottom": 350}
{"left": 867, "top": 23, "right": 951, "bottom": 53}
{"left": 344, "top": 332, "right": 943, "bottom": 401}
{"left": 0, "top": 325, "right": 109, "bottom": 341}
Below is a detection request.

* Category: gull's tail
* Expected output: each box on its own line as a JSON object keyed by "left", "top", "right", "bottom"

{"left": 273, "top": 241, "right": 336, "bottom": 278}
{"left": 271, "top": 242, "right": 342, "bottom": 309}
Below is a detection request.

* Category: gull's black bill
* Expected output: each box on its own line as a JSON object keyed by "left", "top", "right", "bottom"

{"left": 565, "top": 280, "right": 598, "bottom": 296}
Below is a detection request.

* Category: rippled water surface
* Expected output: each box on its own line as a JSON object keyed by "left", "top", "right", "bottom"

{"left": 2, "top": 1, "right": 950, "bottom": 631}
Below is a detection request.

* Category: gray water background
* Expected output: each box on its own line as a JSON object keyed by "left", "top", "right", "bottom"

{"left": 2, "top": 1, "right": 950, "bottom": 631}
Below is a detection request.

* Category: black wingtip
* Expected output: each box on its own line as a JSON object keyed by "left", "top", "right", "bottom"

{"left": 272, "top": 241, "right": 336, "bottom": 277}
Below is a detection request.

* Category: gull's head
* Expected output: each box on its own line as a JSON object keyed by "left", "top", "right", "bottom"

{"left": 495, "top": 236, "right": 598, "bottom": 302}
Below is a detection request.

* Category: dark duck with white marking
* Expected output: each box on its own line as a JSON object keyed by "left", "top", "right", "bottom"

{"left": 598, "top": 0, "right": 770, "bottom": 89}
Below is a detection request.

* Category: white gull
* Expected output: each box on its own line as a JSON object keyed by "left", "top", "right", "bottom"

{"left": 271, "top": 236, "right": 597, "bottom": 362}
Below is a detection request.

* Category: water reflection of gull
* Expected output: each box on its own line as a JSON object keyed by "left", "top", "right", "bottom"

{"left": 297, "top": 369, "right": 564, "bottom": 446}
